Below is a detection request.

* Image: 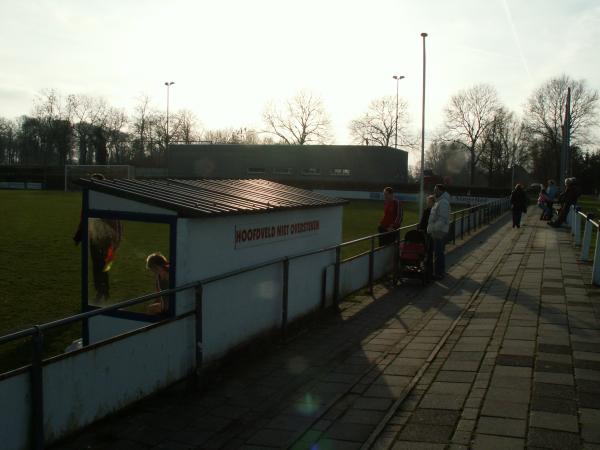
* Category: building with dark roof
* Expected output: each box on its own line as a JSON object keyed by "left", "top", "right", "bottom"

{"left": 167, "top": 144, "right": 408, "bottom": 185}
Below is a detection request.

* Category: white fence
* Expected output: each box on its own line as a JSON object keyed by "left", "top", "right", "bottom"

{"left": 565, "top": 205, "right": 600, "bottom": 285}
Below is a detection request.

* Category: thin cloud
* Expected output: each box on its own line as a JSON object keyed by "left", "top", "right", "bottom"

{"left": 501, "top": 0, "right": 533, "bottom": 83}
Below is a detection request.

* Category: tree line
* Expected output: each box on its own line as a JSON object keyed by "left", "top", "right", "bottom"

{"left": 426, "top": 74, "right": 599, "bottom": 189}
{"left": 0, "top": 74, "right": 599, "bottom": 189}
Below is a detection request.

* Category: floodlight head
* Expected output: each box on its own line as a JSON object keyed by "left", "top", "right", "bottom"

{"left": 421, "top": 32, "right": 428, "bottom": 37}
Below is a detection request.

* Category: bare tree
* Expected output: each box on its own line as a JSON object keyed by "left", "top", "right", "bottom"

{"left": 203, "top": 127, "right": 270, "bottom": 144}
{"left": 0, "top": 118, "right": 17, "bottom": 164}
{"left": 479, "top": 108, "right": 527, "bottom": 187}
{"left": 131, "top": 94, "right": 153, "bottom": 161}
{"left": 263, "top": 90, "right": 332, "bottom": 145}
{"left": 172, "top": 109, "right": 201, "bottom": 144}
{"left": 444, "top": 84, "right": 501, "bottom": 185}
{"left": 524, "top": 74, "right": 599, "bottom": 180}
{"left": 349, "top": 96, "right": 411, "bottom": 147}
{"left": 105, "top": 108, "right": 129, "bottom": 163}
{"left": 32, "top": 89, "right": 73, "bottom": 166}
{"left": 425, "top": 140, "right": 469, "bottom": 183}
{"left": 526, "top": 74, "right": 599, "bottom": 147}
{"left": 67, "top": 94, "right": 110, "bottom": 164}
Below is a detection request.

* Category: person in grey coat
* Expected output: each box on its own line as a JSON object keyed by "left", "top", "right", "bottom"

{"left": 427, "top": 184, "right": 451, "bottom": 280}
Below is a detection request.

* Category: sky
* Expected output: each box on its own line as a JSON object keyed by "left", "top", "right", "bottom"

{"left": 1, "top": 0, "right": 599, "bottom": 164}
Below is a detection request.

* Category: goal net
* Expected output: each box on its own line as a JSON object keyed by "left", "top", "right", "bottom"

{"left": 64, "top": 165, "right": 134, "bottom": 191}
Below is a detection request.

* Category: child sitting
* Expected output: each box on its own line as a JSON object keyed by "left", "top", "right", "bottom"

{"left": 146, "top": 252, "right": 170, "bottom": 315}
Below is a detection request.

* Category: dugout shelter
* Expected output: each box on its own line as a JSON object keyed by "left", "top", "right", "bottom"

{"left": 78, "top": 177, "right": 345, "bottom": 361}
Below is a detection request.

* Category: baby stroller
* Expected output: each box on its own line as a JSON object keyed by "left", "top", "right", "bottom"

{"left": 397, "top": 230, "right": 431, "bottom": 285}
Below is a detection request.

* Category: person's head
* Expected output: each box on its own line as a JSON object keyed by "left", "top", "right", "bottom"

{"left": 426, "top": 195, "right": 435, "bottom": 208}
{"left": 434, "top": 184, "right": 446, "bottom": 197}
{"left": 146, "top": 252, "right": 169, "bottom": 276}
{"left": 548, "top": 179, "right": 555, "bottom": 186}
{"left": 90, "top": 173, "right": 106, "bottom": 181}
{"left": 541, "top": 188, "right": 547, "bottom": 195}
{"left": 514, "top": 183, "right": 523, "bottom": 191}
{"left": 565, "top": 178, "right": 573, "bottom": 187}
{"left": 383, "top": 187, "right": 394, "bottom": 201}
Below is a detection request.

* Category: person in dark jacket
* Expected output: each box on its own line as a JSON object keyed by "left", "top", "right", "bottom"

{"left": 418, "top": 195, "right": 435, "bottom": 279}
{"left": 549, "top": 177, "right": 582, "bottom": 227}
{"left": 510, "top": 184, "right": 527, "bottom": 228}
{"left": 417, "top": 195, "right": 435, "bottom": 232}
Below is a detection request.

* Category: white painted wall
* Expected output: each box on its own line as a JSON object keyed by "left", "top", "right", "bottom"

{"left": 202, "top": 265, "right": 282, "bottom": 360}
{"left": 340, "top": 256, "right": 369, "bottom": 297}
{"left": 175, "top": 206, "right": 343, "bottom": 362}
{"left": 88, "top": 315, "right": 149, "bottom": 344}
{"left": 43, "top": 317, "right": 195, "bottom": 445}
{"left": 0, "top": 371, "right": 31, "bottom": 450}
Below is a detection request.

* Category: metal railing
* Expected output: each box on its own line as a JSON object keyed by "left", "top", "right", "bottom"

{"left": 0, "top": 196, "right": 510, "bottom": 450}
{"left": 565, "top": 205, "right": 600, "bottom": 285}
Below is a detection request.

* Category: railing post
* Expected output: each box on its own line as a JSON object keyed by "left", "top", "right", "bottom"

{"left": 461, "top": 211, "right": 464, "bottom": 239}
{"left": 31, "top": 326, "right": 44, "bottom": 450}
{"left": 333, "top": 246, "right": 341, "bottom": 308}
{"left": 574, "top": 209, "right": 582, "bottom": 246}
{"left": 368, "top": 236, "right": 375, "bottom": 294}
{"left": 194, "top": 285, "right": 203, "bottom": 376}
{"left": 580, "top": 214, "right": 594, "bottom": 261}
{"left": 281, "top": 258, "right": 289, "bottom": 338}
{"left": 452, "top": 215, "right": 456, "bottom": 245}
{"left": 592, "top": 229, "right": 600, "bottom": 286}
{"left": 392, "top": 231, "right": 399, "bottom": 285}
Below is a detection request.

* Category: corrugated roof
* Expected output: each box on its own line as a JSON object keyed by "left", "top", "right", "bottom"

{"left": 78, "top": 178, "right": 346, "bottom": 217}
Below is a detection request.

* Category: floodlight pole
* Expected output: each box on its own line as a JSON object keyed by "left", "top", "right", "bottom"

{"left": 165, "top": 81, "right": 175, "bottom": 175}
{"left": 419, "top": 32, "right": 428, "bottom": 219}
{"left": 393, "top": 75, "right": 405, "bottom": 149}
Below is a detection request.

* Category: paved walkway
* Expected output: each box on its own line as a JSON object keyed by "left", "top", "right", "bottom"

{"left": 56, "top": 211, "right": 600, "bottom": 450}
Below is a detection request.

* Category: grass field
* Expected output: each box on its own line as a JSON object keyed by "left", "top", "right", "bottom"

{"left": 0, "top": 191, "right": 418, "bottom": 371}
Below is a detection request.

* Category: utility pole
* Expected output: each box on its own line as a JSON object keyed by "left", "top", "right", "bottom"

{"left": 419, "top": 32, "right": 428, "bottom": 219}
{"left": 393, "top": 75, "right": 405, "bottom": 149}
{"left": 561, "top": 87, "right": 572, "bottom": 184}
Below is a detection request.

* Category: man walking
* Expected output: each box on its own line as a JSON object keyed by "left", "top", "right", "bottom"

{"left": 378, "top": 187, "right": 403, "bottom": 246}
{"left": 427, "top": 184, "right": 451, "bottom": 280}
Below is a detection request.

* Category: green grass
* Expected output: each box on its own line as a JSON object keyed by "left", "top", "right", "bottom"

{"left": 577, "top": 195, "right": 600, "bottom": 217}
{"left": 0, "top": 192, "right": 418, "bottom": 372}
{"left": 341, "top": 199, "right": 420, "bottom": 259}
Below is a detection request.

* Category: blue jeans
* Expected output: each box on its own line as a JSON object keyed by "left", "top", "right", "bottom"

{"left": 432, "top": 236, "right": 446, "bottom": 277}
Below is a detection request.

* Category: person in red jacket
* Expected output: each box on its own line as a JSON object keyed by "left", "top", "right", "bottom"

{"left": 378, "top": 187, "right": 403, "bottom": 246}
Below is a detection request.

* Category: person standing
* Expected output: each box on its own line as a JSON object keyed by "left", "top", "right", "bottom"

{"left": 417, "top": 195, "right": 435, "bottom": 232}
{"left": 427, "top": 185, "right": 451, "bottom": 280}
{"left": 73, "top": 174, "right": 123, "bottom": 303}
{"left": 546, "top": 179, "right": 557, "bottom": 209}
{"left": 418, "top": 195, "right": 436, "bottom": 279}
{"left": 537, "top": 188, "right": 552, "bottom": 221}
{"left": 378, "top": 187, "right": 403, "bottom": 246}
{"left": 510, "top": 184, "right": 527, "bottom": 228}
